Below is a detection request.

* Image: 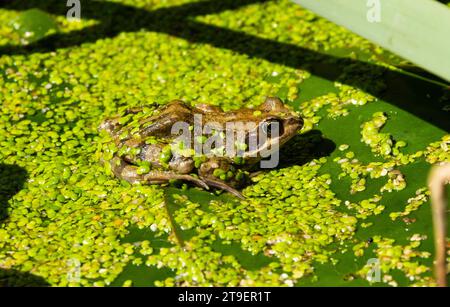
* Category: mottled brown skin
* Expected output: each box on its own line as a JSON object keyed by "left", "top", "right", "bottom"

{"left": 428, "top": 163, "right": 449, "bottom": 287}
{"left": 99, "top": 97, "right": 303, "bottom": 198}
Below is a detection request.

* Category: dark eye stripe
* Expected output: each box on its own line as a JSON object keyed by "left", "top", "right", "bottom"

{"left": 261, "top": 119, "right": 283, "bottom": 137}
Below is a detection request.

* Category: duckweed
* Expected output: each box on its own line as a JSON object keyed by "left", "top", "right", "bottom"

{"left": 389, "top": 188, "right": 430, "bottom": 221}
{"left": 345, "top": 195, "right": 385, "bottom": 220}
{"left": 161, "top": 160, "right": 358, "bottom": 286}
{"left": 425, "top": 136, "right": 450, "bottom": 164}
{"left": 356, "top": 236, "right": 433, "bottom": 286}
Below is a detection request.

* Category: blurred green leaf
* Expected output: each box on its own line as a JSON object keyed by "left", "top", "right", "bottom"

{"left": 10, "top": 9, "right": 59, "bottom": 45}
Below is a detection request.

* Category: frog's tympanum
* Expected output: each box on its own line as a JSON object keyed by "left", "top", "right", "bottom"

{"left": 99, "top": 97, "right": 303, "bottom": 198}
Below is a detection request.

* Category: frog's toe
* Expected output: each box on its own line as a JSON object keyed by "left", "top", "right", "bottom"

{"left": 141, "top": 172, "right": 210, "bottom": 190}
{"left": 178, "top": 175, "right": 209, "bottom": 190}
{"left": 201, "top": 178, "right": 245, "bottom": 199}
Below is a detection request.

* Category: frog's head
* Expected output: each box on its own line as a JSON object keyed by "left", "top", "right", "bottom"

{"left": 237, "top": 97, "right": 303, "bottom": 162}
{"left": 255, "top": 96, "right": 303, "bottom": 146}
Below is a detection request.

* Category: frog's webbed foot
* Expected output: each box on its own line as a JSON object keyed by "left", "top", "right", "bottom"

{"left": 110, "top": 157, "right": 208, "bottom": 189}
{"left": 200, "top": 177, "right": 245, "bottom": 199}
{"left": 109, "top": 157, "right": 245, "bottom": 199}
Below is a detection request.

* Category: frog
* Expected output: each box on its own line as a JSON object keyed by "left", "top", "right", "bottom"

{"left": 99, "top": 97, "right": 303, "bottom": 198}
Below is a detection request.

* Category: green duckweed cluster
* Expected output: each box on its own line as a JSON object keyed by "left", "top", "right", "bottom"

{"left": 333, "top": 110, "right": 448, "bottom": 198}
{"left": 356, "top": 235, "right": 433, "bottom": 287}
{"left": 389, "top": 188, "right": 430, "bottom": 221}
{"left": 425, "top": 135, "right": 450, "bottom": 164}
{"left": 0, "top": 0, "right": 448, "bottom": 287}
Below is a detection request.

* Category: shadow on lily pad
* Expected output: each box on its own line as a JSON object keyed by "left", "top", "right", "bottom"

{"left": 277, "top": 129, "right": 336, "bottom": 169}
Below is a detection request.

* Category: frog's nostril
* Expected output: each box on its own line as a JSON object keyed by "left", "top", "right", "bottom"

{"left": 290, "top": 116, "right": 303, "bottom": 129}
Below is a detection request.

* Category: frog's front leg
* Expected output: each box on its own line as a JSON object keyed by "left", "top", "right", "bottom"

{"left": 198, "top": 158, "right": 245, "bottom": 199}
{"left": 110, "top": 156, "right": 209, "bottom": 189}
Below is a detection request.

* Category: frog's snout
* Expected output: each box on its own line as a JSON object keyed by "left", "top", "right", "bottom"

{"left": 285, "top": 115, "right": 304, "bottom": 132}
